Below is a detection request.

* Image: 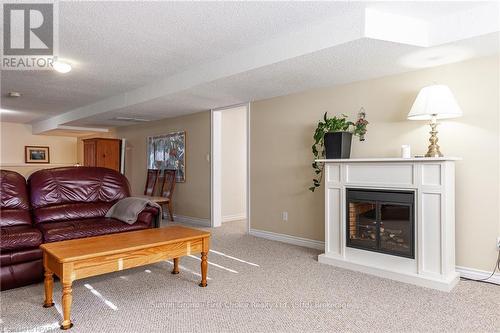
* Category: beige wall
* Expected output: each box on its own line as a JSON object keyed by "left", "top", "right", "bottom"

{"left": 0, "top": 122, "right": 77, "bottom": 177}
{"left": 221, "top": 106, "right": 247, "bottom": 220}
{"left": 250, "top": 56, "right": 499, "bottom": 271}
{"left": 116, "top": 111, "right": 211, "bottom": 219}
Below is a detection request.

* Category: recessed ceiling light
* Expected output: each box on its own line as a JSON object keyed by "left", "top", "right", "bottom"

{"left": 53, "top": 60, "right": 72, "bottom": 73}
{"left": 0, "top": 108, "right": 16, "bottom": 114}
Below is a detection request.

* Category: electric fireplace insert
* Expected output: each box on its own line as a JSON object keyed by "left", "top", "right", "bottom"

{"left": 346, "top": 188, "right": 415, "bottom": 259}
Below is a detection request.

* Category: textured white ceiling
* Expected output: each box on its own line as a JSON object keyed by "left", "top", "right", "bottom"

{"left": 67, "top": 33, "right": 500, "bottom": 128}
{"left": 1, "top": 1, "right": 498, "bottom": 129}
{"left": 1, "top": 1, "right": 360, "bottom": 121}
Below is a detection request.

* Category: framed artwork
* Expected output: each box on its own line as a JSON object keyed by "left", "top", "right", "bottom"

{"left": 147, "top": 131, "right": 186, "bottom": 182}
{"left": 25, "top": 146, "right": 50, "bottom": 163}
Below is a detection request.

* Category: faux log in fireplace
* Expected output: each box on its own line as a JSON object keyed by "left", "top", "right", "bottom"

{"left": 346, "top": 189, "right": 415, "bottom": 259}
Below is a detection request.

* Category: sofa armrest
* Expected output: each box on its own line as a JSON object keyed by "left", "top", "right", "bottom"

{"left": 137, "top": 206, "right": 161, "bottom": 228}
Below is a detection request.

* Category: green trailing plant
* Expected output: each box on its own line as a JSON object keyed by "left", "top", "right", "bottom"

{"left": 309, "top": 110, "right": 368, "bottom": 192}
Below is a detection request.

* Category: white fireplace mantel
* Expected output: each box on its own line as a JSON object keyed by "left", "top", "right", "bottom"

{"left": 316, "top": 157, "right": 461, "bottom": 291}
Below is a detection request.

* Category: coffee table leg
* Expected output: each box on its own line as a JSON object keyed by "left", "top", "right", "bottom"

{"left": 60, "top": 282, "right": 73, "bottom": 330}
{"left": 199, "top": 252, "right": 208, "bottom": 287}
{"left": 172, "top": 257, "right": 180, "bottom": 274}
{"left": 43, "top": 270, "right": 55, "bottom": 308}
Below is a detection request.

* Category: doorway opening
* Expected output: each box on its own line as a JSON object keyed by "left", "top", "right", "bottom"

{"left": 211, "top": 104, "right": 250, "bottom": 232}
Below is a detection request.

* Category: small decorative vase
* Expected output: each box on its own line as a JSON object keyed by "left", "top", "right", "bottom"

{"left": 324, "top": 132, "right": 352, "bottom": 159}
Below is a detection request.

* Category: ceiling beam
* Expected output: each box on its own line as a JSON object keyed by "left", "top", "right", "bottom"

{"left": 31, "top": 3, "right": 499, "bottom": 134}
{"left": 32, "top": 9, "right": 365, "bottom": 134}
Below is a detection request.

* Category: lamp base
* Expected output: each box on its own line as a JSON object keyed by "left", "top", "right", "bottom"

{"left": 425, "top": 121, "right": 444, "bottom": 158}
{"left": 425, "top": 150, "right": 443, "bottom": 158}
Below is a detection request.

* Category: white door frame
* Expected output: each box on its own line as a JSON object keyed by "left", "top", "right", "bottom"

{"left": 210, "top": 103, "right": 250, "bottom": 232}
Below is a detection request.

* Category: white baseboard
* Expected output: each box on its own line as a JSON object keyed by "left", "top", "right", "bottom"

{"left": 456, "top": 265, "right": 500, "bottom": 285}
{"left": 171, "top": 215, "right": 211, "bottom": 227}
{"left": 222, "top": 213, "right": 247, "bottom": 223}
{"left": 249, "top": 229, "right": 500, "bottom": 285}
{"left": 249, "top": 228, "right": 325, "bottom": 250}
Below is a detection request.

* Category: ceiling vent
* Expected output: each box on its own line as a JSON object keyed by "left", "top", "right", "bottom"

{"left": 113, "top": 116, "right": 151, "bottom": 122}
{"left": 7, "top": 91, "right": 22, "bottom": 97}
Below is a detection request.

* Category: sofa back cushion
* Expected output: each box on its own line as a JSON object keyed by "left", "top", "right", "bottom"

{"left": 28, "top": 167, "right": 131, "bottom": 224}
{"left": 0, "top": 170, "right": 32, "bottom": 227}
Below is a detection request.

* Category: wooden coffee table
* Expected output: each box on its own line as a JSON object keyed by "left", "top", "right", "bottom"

{"left": 40, "top": 226, "right": 210, "bottom": 330}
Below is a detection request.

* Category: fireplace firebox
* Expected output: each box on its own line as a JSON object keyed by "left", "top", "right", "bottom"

{"left": 346, "top": 189, "right": 415, "bottom": 259}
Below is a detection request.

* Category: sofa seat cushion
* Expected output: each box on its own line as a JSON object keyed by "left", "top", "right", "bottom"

{"left": 38, "top": 217, "right": 150, "bottom": 243}
{"left": 0, "top": 226, "right": 43, "bottom": 251}
{"left": 0, "top": 210, "right": 33, "bottom": 227}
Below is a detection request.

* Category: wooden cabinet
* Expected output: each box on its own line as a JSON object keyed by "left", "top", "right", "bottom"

{"left": 83, "top": 138, "right": 121, "bottom": 172}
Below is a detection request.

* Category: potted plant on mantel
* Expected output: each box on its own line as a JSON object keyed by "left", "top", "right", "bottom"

{"left": 309, "top": 110, "right": 368, "bottom": 192}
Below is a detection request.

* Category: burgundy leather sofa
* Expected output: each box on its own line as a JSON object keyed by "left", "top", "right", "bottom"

{"left": 1, "top": 170, "right": 44, "bottom": 291}
{"left": 1, "top": 167, "right": 159, "bottom": 290}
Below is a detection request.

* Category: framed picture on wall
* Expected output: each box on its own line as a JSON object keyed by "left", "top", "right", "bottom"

{"left": 25, "top": 146, "right": 50, "bottom": 163}
{"left": 147, "top": 131, "right": 186, "bottom": 182}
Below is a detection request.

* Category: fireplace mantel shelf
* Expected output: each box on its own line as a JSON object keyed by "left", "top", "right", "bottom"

{"left": 316, "top": 157, "right": 461, "bottom": 163}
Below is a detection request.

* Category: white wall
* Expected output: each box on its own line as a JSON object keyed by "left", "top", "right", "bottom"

{"left": 221, "top": 106, "right": 247, "bottom": 222}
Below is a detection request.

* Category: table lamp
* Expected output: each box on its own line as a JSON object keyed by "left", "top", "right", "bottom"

{"left": 407, "top": 84, "right": 463, "bottom": 157}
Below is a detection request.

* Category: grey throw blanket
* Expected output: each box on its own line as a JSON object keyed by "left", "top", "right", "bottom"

{"left": 106, "top": 197, "right": 162, "bottom": 227}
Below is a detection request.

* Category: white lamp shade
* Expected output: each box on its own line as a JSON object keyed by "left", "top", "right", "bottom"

{"left": 408, "top": 85, "right": 463, "bottom": 120}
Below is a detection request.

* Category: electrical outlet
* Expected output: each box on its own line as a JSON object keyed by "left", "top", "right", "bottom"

{"left": 497, "top": 237, "right": 500, "bottom": 250}
{"left": 281, "top": 211, "right": 288, "bottom": 222}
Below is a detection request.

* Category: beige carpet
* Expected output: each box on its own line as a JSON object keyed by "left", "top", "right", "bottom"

{"left": 1, "top": 220, "right": 499, "bottom": 333}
